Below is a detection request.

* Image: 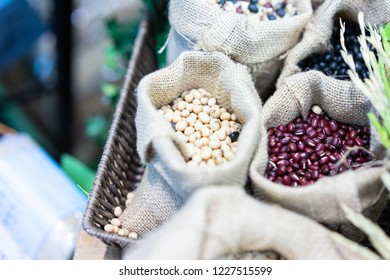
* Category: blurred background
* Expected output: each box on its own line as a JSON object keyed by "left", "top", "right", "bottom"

{"left": 0, "top": 0, "right": 169, "bottom": 260}
{"left": 0, "top": 0, "right": 147, "bottom": 168}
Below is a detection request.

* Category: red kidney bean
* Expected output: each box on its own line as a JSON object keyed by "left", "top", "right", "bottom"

{"left": 269, "top": 137, "right": 277, "bottom": 147}
{"left": 280, "top": 146, "right": 289, "bottom": 153}
{"left": 321, "top": 165, "right": 330, "bottom": 175}
{"left": 329, "top": 120, "right": 339, "bottom": 131}
{"left": 290, "top": 173, "right": 300, "bottom": 182}
{"left": 288, "top": 143, "right": 298, "bottom": 153}
{"left": 329, "top": 154, "right": 337, "bottom": 163}
{"left": 299, "top": 178, "right": 310, "bottom": 186}
{"left": 317, "top": 132, "right": 326, "bottom": 140}
{"left": 294, "top": 128, "right": 306, "bottom": 136}
{"left": 278, "top": 125, "right": 287, "bottom": 133}
{"left": 282, "top": 175, "right": 292, "bottom": 186}
{"left": 305, "top": 139, "right": 316, "bottom": 148}
{"left": 269, "top": 154, "right": 278, "bottom": 162}
{"left": 349, "top": 149, "right": 359, "bottom": 158}
{"left": 319, "top": 156, "right": 329, "bottom": 165}
{"left": 292, "top": 152, "right": 302, "bottom": 163}
{"left": 308, "top": 164, "right": 320, "bottom": 171}
{"left": 287, "top": 123, "right": 295, "bottom": 132}
{"left": 292, "top": 162, "right": 300, "bottom": 170}
{"left": 275, "top": 130, "right": 283, "bottom": 138}
{"left": 300, "top": 159, "right": 308, "bottom": 169}
{"left": 278, "top": 153, "right": 290, "bottom": 160}
{"left": 311, "top": 117, "right": 319, "bottom": 128}
{"left": 277, "top": 159, "right": 289, "bottom": 166}
{"left": 355, "top": 137, "right": 364, "bottom": 146}
{"left": 291, "top": 135, "right": 300, "bottom": 142}
{"left": 277, "top": 165, "right": 287, "bottom": 176}
{"left": 304, "top": 147, "right": 314, "bottom": 155}
{"left": 345, "top": 139, "right": 356, "bottom": 146}
{"left": 265, "top": 108, "right": 371, "bottom": 187}
{"left": 280, "top": 138, "right": 290, "bottom": 145}
{"left": 350, "top": 129, "right": 357, "bottom": 139}
{"left": 309, "top": 153, "right": 317, "bottom": 161}
{"left": 311, "top": 170, "right": 319, "bottom": 179}
{"left": 355, "top": 157, "right": 366, "bottom": 164}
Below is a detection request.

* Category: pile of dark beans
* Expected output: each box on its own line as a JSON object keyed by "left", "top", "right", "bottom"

{"left": 298, "top": 20, "right": 370, "bottom": 80}
{"left": 265, "top": 106, "right": 372, "bottom": 187}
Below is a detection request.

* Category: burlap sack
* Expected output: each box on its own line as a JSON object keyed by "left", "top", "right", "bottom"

{"left": 277, "top": 0, "right": 390, "bottom": 87}
{"left": 167, "top": 0, "right": 313, "bottom": 99}
{"left": 122, "top": 187, "right": 366, "bottom": 260}
{"left": 249, "top": 71, "right": 388, "bottom": 241}
{"left": 120, "top": 51, "right": 262, "bottom": 236}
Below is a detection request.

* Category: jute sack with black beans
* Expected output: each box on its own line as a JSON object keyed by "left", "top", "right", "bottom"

{"left": 277, "top": 0, "right": 390, "bottom": 87}
{"left": 119, "top": 51, "right": 262, "bottom": 236}
{"left": 249, "top": 71, "right": 388, "bottom": 241}
{"left": 122, "top": 187, "right": 368, "bottom": 260}
{"left": 167, "top": 0, "right": 313, "bottom": 99}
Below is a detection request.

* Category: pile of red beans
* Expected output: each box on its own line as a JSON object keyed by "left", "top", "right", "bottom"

{"left": 265, "top": 106, "right": 372, "bottom": 187}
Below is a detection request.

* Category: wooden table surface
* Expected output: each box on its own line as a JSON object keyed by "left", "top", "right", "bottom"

{"left": 73, "top": 230, "right": 122, "bottom": 260}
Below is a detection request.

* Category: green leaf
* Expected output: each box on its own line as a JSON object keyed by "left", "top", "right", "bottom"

{"left": 60, "top": 154, "right": 96, "bottom": 197}
{"left": 101, "top": 82, "right": 120, "bottom": 99}
{"left": 384, "top": 22, "right": 390, "bottom": 41}
{"left": 368, "top": 113, "right": 390, "bottom": 150}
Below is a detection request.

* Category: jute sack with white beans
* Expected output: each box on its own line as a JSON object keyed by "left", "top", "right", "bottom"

{"left": 119, "top": 51, "right": 263, "bottom": 236}
{"left": 122, "top": 187, "right": 370, "bottom": 260}
{"left": 249, "top": 71, "right": 388, "bottom": 241}
{"left": 277, "top": 0, "right": 390, "bottom": 87}
{"left": 167, "top": 0, "right": 313, "bottom": 99}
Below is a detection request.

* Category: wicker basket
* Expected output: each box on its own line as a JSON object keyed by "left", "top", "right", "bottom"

{"left": 82, "top": 18, "right": 156, "bottom": 248}
{"left": 82, "top": 16, "right": 390, "bottom": 251}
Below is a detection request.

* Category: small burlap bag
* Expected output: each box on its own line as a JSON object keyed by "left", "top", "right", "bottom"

{"left": 167, "top": 0, "right": 313, "bottom": 99}
{"left": 122, "top": 187, "right": 366, "bottom": 260}
{"left": 249, "top": 71, "right": 388, "bottom": 241}
{"left": 120, "top": 51, "right": 262, "bottom": 236}
{"left": 277, "top": 0, "right": 390, "bottom": 87}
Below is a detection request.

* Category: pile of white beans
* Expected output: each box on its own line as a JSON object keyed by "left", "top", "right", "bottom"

{"left": 103, "top": 192, "right": 138, "bottom": 239}
{"left": 158, "top": 88, "right": 242, "bottom": 166}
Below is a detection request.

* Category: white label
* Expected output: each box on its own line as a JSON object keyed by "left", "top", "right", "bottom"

{"left": 0, "top": 134, "right": 86, "bottom": 259}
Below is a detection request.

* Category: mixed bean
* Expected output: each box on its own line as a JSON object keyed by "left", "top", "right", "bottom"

{"left": 208, "top": 0, "right": 297, "bottom": 21}
{"left": 158, "top": 88, "right": 242, "bottom": 166}
{"left": 265, "top": 105, "right": 372, "bottom": 186}
{"left": 298, "top": 20, "right": 370, "bottom": 80}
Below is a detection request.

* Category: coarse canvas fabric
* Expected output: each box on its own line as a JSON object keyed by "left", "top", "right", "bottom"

{"left": 120, "top": 51, "right": 263, "bottom": 236}
{"left": 249, "top": 71, "right": 388, "bottom": 241}
{"left": 167, "top": 0, "right": 313, "bottom": 99}
{"left": 277, "top": 0, "right": 390, "bottom": 87}
{"left": 122, "top": 187, "right": 367, "bottom": 260}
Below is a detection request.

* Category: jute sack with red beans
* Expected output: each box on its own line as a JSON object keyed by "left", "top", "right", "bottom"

{"left": 167, "top": 0, "right": 313, "bottom": 99}
{"left": 249, "top": 71, "right": 388, "bottom": 241}
{"left": 277, "top": 0, "right": 390, "bottom": 87}
{"left": 122, "top": 187, "right": 369, "bottom": 260}
{"left": 119, "top": 51, "right": 262, "bottom": 236}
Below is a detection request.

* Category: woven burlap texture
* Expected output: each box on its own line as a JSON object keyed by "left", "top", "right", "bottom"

{"left": 167, "top": 0, "right": 313, "bottom": 98}
{"left": 122, "top": 187, "right": 364, "bottom": 260}
{"left": 120, "top": 51, "right": 262, "bottom": 236}
{"left": 249, "top": 71, "right": 388, "bottom": 241}
{"left": 277, "top": 0, "right": 390, "bottom": 87}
